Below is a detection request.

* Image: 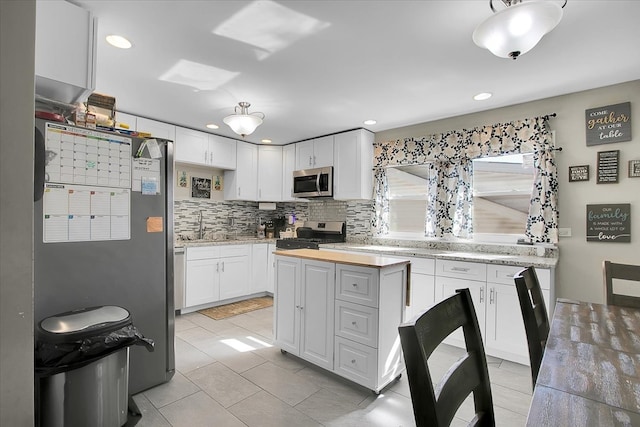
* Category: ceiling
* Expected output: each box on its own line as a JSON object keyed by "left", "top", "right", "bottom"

{"left": 73, "top": 0, "right": 640, "bottom": 145}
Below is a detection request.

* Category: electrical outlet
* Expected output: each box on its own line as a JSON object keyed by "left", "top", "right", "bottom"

{"left": 558, "top": 228, "right": 572, "bottom": 237}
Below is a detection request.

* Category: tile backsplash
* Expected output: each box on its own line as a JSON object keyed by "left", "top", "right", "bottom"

{"left": 174, "top": 199, "right": 373, "bottom": 239}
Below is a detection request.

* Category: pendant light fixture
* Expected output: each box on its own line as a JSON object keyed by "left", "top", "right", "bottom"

{"left": 473, "top": 0, "right": 566, "bottom": 60}
{"left": 223, "top": 102, "right": 264, "bottom": 137}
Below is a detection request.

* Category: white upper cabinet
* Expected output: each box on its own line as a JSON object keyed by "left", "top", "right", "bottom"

{"left": 175, "top": 127, "right": 209, "bottom": 165}
{"left": 35, "top": 0, "right": 97, "bottom": 103}
{"left": 333, "top": 129, "right": 374, "bottom": 200}
{"left": 281, "top": 144, "right": 297, "bottom": 202}
{"left": 224, "top": 142, "right": 257, "bottom": 200}
{"left": 136, "top": 117, "right": 176, "bottom": 141}
{"left": 257, "top": 145, "right": 283, "bottom": 201}
{"left": 208, "top": 134, "right": 236, "bottom": 170}
{"left": 114, "top": 112, "right": 137, "bottom": 130}
{"left": 295, "top": 136, "right": 334, "bottom": 170}
{"left": 175, "top": 127, "right": 236, "bottom": 169}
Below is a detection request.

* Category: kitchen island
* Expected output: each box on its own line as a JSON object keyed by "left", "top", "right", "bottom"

{"left": 273, "top": 249, "right": 409, "bottom": 393}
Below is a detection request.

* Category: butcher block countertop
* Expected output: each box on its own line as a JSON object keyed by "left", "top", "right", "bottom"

{"left": 274, "top": 248, "right": 410, "bottom": 269}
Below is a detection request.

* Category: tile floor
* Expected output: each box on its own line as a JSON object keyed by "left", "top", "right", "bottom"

{"left": 132, "top": 305, "right": 533, "bottom": 426}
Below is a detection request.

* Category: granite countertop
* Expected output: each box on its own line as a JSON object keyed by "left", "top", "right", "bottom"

{"left": 175, "top": 237, "right": 277, "bottom": 248}
{"left": 274, "top": 248, "right": 410, "bottom": 269}
{"left": 319, "top": 243, "right": 558, "bottom": 269}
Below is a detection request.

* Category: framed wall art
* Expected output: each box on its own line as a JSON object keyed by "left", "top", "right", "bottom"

{"left": 569, "top": 165, "right": 589, "bottom": 182}
{"left": 597, "top": 150, "right": 619, "bottom": 184}
{"left": 191, "top": 176, "right": 211, "bottom": 199}
{"left": 629, "top": 160, "right": 640, "bottom": 178}
{"left": 586, "top": 203, "right": 631, "bottom": 243}
{"left": 585, "top": 102, "right": 631, "bottom": 146}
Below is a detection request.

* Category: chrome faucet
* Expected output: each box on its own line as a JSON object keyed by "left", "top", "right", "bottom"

{"left": 198, "top": 211, "right": 205, "bottom": 239}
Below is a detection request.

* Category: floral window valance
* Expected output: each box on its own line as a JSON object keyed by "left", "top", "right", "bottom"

{"left": 372, "top": 115, "right": 558, "bottom": 243}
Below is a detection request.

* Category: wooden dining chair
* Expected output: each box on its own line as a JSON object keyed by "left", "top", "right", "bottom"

{"left": 398, "top": 288, "right": 495, "bottom": 427}
{"left": 603, "top": 260, "right": 640, "bottom": 308}
{"left": 514, "top": 266, "right": 550, "bottom": 388}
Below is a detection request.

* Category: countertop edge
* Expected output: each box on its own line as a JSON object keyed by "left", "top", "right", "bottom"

{"left": 274, "top": 248, "right": 410, "bottom": 269}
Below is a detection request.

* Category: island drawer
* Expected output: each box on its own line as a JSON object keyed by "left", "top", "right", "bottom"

{"left": 335, "top": 300, "right": 379, "bottom": 347}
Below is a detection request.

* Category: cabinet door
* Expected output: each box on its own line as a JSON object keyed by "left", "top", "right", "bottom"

{"left": 281, "top": 144, "right": 297, "bottom": 202}
{"left": 251, "top": 244, "right": 268, "bottom": 294}
{"left": 175, "top": 127, "right": 208, "bottom": 165}
{"left": 224, "top": 142, "right": 257, "bottom": 200}
{"left": 35, "top": 0, "right": 96, "bottom": 103}
{"left": 333, "top": 130, "right": 373, "bottom": 200}
{"left": 406, "top": 272, "right": 435, "bottom": 322}
{"left": 114, "top": 112, "right": 137, "bottom": 130}
{"left": 136, "top": 117, "right": 176, "bottom": 141}
{"left": 258, "top": 145, "right": 283, "bottom": 201}
{"left": 266, "top": 244, "right": 276, "bottom": 293}
{"left": 312, "top": 136, "right": 334, "bottom": 168}
{"left": 185, "top": 259, "right": 219, "bottom": 307}
{"left": 300, "top": 260, "right": 335, "bottom": 370}
{"left": 485, "top": 282, "right": 530, "bottom": 364}
{"left": 219, "top": 255, "right": 249, "bottom": 300}
{"left": 436, "top": 276, "right": 486, "bottom": 347}
{"left": 208, "top": 135, "right": 236, "bottom": 169}
{"left": 295, "top": 140, "right": 315, "bottom": 170}
{"left": 274, "top": 257, "right": 301, "bottom": 354}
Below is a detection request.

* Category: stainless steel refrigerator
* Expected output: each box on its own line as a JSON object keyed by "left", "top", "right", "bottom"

{"left": 34, "top": 119, "right": 175, "bottom": 394}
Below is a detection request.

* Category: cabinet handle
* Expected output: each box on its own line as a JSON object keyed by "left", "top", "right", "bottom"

{"left": 216, "top": 262, "right": 219, "bottom": 272}
{"left": 238, "top": 187, "right": 241, "bottom": 197}
{"left": 210, "top": 152, "right": 214, "bottom": 164}
{"left": 351, "top": 321, "right": 357, "bottom": 326}
{"left": 309, "top": 156, "right": 312, "bottom": 166}
{"left": 351, "top": 283, "right": 358, "bottom": 288}
{"left": 204, "top": 150, "right": 208, "bottom": 163}
{"left": 479, "top": 287, "right": 484, "bottom": 303}
{"left": 351, "top": 359, "right": 356, "bottom": 364}
{"left": 259, "top": 189, "right": 262, "bottom": 198}
{"left": 313, "top": 155, "right": 316, "bottom": 166}
{"left": 451, "top": 267, "right": 470, "bottom": 273}
{"left": 490, "top": 288, "right": 495, "bottom": 304}
{"left": 221, "top": 261, "right": 225, "bottom": 272}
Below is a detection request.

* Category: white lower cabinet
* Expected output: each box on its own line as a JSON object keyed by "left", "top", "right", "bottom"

{"left": 274, "top": 257, "right": 335, "bottom": 370}
{"left": 250, "top": 244, "right": 268, "bottom": 294}
{"left": 266, "top": 243, "right": 275, "bottom": 293}
{"left": 274, "top": 255, "right": 407, "bottom": 392}
{"left": 184, "top": 244, "right": 250, "bottom": 310}
{"left": 435, "top": 259, "right": 552, "bottom": 365}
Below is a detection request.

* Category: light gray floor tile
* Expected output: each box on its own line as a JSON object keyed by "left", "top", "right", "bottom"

{"left": 229, "top": 390, "right": 321, "bottom": 427}
{"left": 142, "top": 371, "right": 199, "bottom": 408}
{"left": 488, "top": 363, "right": 534, "bottom": 395}
{"left": 218, "top": 349, "right": 268, "bottom": 373}
{"left": 252, "top": 345, "right": 308, "bottom": 371}
{"left": 294, "top": 365, "right": 370, "bottom": 406}
{"left": 174, "top": 315, "right": 198, "bottom": 332}
{"left": 329, "top": 390, "right": 416, "bottom": 427}
{"left": 174, "top": 337, "right": 216, "bottom": 374}
{"left": 186, "top": 361, "right": 261, "bottom": 408}
{"left": 186, "top": 312, "right": 240, "bottom": 334}
{"left": 131, "top": 393, "right": 171, "bottom": 427}
{"left": 159, "top": 390, "right": 246, "bottom": 427}
{"left": 175, "top": 324, "right": 218, "bottom": 344}
{"left": 494, "top": 404, "right": 527, "bottom": 427}
{"left": 242, "top": 361, "right": 320, "bottom": 406}
{"left": 295, "top": 388, "right": 363, "bottom": 424}
{"left": 491, "top": 382, "right": 533, "bottom": 416}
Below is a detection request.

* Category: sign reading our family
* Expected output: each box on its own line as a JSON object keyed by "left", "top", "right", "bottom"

{"left": 585, "top": 102, "right": 631, "bottom": 146}
{"left": 586, "top": 203, "right": 631, "bottom": 243}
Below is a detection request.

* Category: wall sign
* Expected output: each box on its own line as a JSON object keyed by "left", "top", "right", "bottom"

{"left": 586, "top": 203, "right": 631, "bottom": 243}
{"left": 629, "top": 160, "right": 640, "bottom": 178}
{"left": 569, "top": 165, "right": 589, "bottom": 182}
{"left": 585, "top": 102, "right": 631, "bottom": 146}
{"left": 597, "top": 150, "right": 619, "bottom": 184}
{"left": 191, "top": 176, "right": 211, "bottom": 199}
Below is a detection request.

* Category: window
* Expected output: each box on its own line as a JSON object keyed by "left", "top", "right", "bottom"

{"left": 386, "top": 153, "right": 535, "bottom": 240}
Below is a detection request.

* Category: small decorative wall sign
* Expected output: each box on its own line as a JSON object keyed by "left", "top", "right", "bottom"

{"left": 178, "top": 170, "right": 188, "bottom": 188}
{"left": 629, "top": 160, "right": 640, "bottom": 178}
{"left": 597, "top": 150, "right": 619, "bottom": 184}
{"left": 585, "top": 102, "right": 631, "bottom": 146}
{"left": 586, "top": 203, "right": 631, "bottom": 243}
{"left": 569, "top": 165, "right": 589, "bottom": 182}
{"left": 213, "top": 175, "right": 223, "bottom": 191}
{"left": 191, "top": 176, "right": 211, "bottom": 199}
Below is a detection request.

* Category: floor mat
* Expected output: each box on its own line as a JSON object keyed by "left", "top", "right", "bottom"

{"left": 198, "top": 296, "right": 273, "bottom": 320}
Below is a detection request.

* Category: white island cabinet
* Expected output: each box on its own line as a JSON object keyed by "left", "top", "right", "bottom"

{"left": 274, "top": 249, "right": 408, "bottom": 393}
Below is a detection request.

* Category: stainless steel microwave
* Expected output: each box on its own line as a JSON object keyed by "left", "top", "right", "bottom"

{"left": 292, "top": 166, "right": 333, "bottom": 198}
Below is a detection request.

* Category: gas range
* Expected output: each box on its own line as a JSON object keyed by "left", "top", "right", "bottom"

{"left": 275, "top": 221, "right": 345, "bottom": 250}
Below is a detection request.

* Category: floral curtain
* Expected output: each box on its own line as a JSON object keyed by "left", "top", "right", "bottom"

{"left": 373, "top": 115, "right": 558, "bottom": 243}
{"left": 372, "top": 168, "right": 389, "bottom": 235}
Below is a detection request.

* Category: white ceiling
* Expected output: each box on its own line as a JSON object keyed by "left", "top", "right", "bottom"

{"left": 74, "top": 0, "right": 640, "bottom": 145}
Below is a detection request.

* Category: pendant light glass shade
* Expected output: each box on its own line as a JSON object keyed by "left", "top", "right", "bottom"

{"left": 223, "top": 102, "right": 264, "bottom": 137}
{"left": 473, "top": 1, "right": 563, "bottom": 59}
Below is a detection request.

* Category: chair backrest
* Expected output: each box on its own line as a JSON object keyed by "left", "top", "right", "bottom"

{"left": 513, "top": 266, "right": 550, "bottom": 388}
{"left": 398, "top": 288, "right": 494, "bottom": 427}
{"left": 603, "top": 260, "right": 640, "bottom": 308}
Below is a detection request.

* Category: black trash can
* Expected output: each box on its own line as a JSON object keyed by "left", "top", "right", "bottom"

{"left": 35, "top": 306, "right": 154, "bottom": 427}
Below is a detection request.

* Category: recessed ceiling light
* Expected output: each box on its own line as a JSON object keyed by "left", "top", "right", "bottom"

{"left": 364, "top": 119, "right": 377, "bottom": 125}
{"left": 473, "top": 92, "right": 492, "bottom": 101}
{"left": 261, "top": 139, "right": 272, "bottom": 143}
{"left": 206, "top": 123, "right": 219, "bottom": 129}
{"left": 106, "top": 35, "right": 132, "bottom": 49}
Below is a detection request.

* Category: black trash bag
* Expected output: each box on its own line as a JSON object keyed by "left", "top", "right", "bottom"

{"left": 35, "top": 306, "right": 154, "bottom": 377}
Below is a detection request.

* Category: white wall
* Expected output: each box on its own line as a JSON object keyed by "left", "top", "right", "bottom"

{"left": 0, "top": 0, "right": 35, "bottom": 424}
{"left": 376, "top": 80, "right": 640, "bottom": 304}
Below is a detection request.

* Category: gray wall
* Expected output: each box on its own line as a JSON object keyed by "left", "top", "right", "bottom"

{"left": 376, "top": 80, "right": 640, "bottom": 304}
{"left": 0, "top": 0, "right": 35, "bottom": 424}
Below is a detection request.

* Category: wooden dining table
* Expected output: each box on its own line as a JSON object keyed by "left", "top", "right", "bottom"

{"left": 526, "top": 298, "right": 640, "bottom": 426}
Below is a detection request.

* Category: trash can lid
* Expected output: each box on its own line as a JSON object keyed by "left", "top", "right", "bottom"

{"left": 40, "top": 306, "right": 130, "bottom": 334}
